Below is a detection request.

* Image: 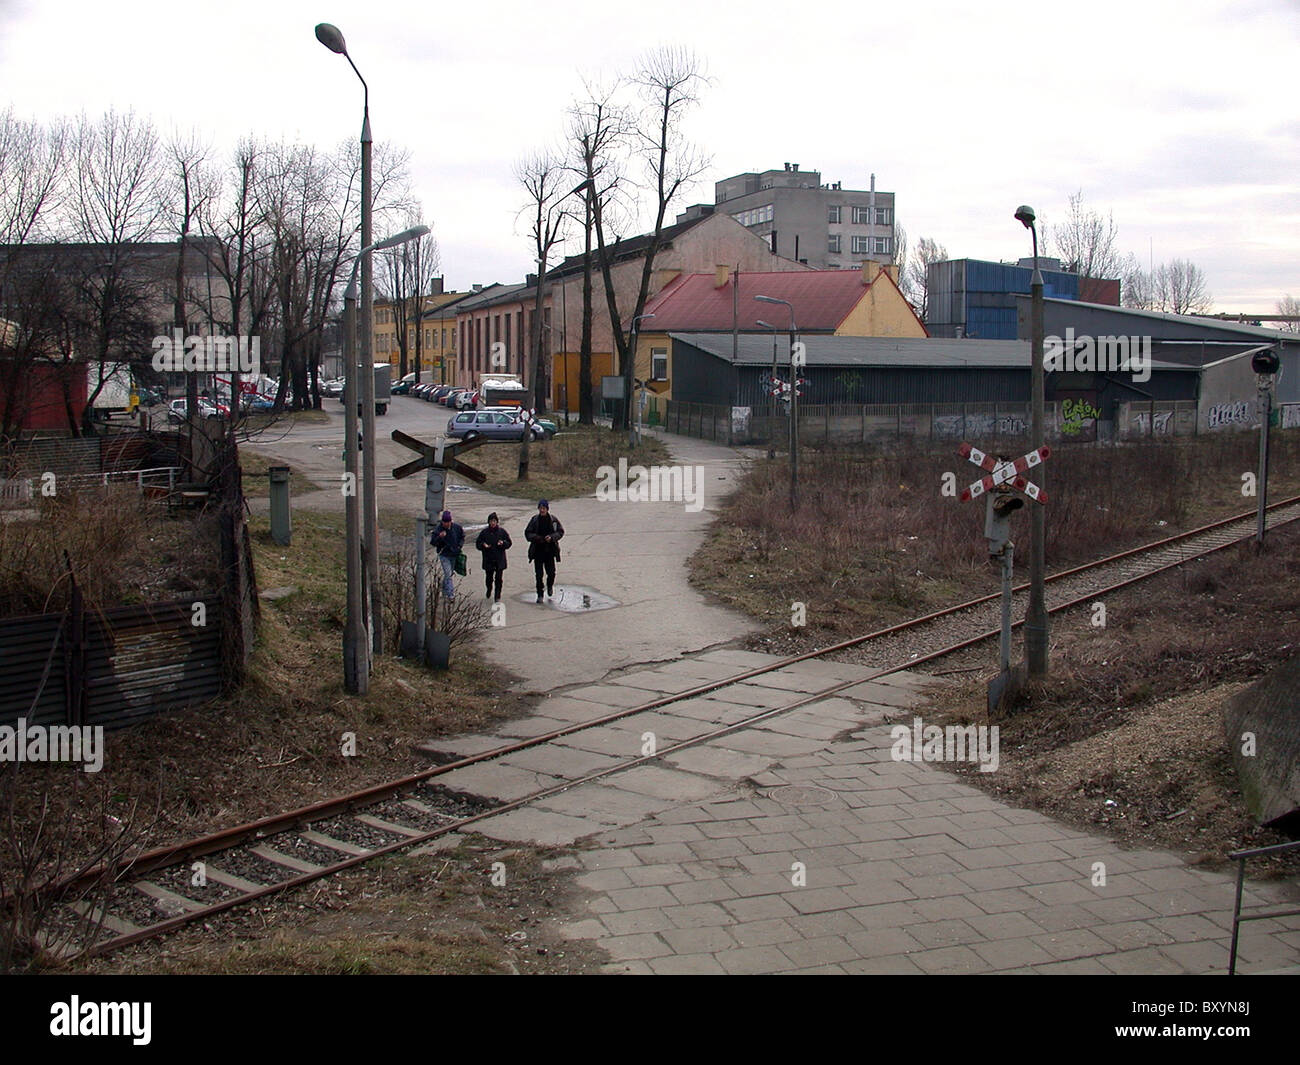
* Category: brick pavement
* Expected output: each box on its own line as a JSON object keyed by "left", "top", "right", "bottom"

{"left": 416, "top": 648, "right": 1300, "bottom": 975}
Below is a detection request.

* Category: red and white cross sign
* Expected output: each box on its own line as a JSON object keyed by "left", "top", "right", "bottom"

{"left": 958, "top": 442, "right": 1050, "bottom": 503}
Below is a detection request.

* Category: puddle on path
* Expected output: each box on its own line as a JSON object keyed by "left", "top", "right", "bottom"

{"left": 515, "top": 585, "right": 619, "bottom": 612}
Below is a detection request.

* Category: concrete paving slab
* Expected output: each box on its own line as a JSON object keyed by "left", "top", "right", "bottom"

{"left": 498, "top": 743, "right": 625, "bottom": 779}
{"left": 663, "top": 744, "right": 776, "bottom": 779}
{"left": 435, "top": 762, "right": 566, "bottom": 802}
{"left": 609, "top": 764, "right": 732, "bottom": 802}
{"left": 473, "top": 807, "right": 603, "bottom": 847}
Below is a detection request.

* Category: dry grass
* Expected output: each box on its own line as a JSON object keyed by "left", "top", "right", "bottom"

{"left": 0, "top": 491, "right": 219, "bottom": 616}
{"left": 0, "top": 507, "right": 533, "bottom": 904}
{"left": 692, "top": 434, "right": 1300, "bottom": 640}
{"left": 461, "top": 423, "right": 672, "bottom": 501}
{"left": 81, "top": 844, "right": 608, "bottom": 975}
{"left": 926, "top": 526, "right": 1300, "bottom": 872}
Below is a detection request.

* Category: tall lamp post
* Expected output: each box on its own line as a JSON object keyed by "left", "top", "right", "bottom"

{"left": 628, "top": 313, "right": 655, "bottom": 446}
{"left": 339, "top": 225, "right": 429, "bottom": 694}
{"left": 756, "top": 319, "right": 779, "bottom": 459}
{"left": 1015, "top": 204, "right": 1048, "bottom": 678}
{"left": 317, "top": 21, "right": 383, "bottom": 656}
{"left": 755, "top": 295, "right": 799, "bottom": 507}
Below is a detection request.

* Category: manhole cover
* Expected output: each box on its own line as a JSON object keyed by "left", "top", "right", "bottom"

{"left": 765, "top": 784, "right": 840, "bottom": 807}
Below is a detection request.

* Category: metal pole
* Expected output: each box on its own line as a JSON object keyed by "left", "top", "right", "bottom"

{"left": 1257, "top": 383, "right": 1271, "bottom": 544}
{"left": 1000, "top": 542, "right": 1014, "bottom": 676}
{"left": 789, "top": 326, "right": 799, "bottom": 509}
{"left": 768, "top": 330, "right": 777, "bottom": 460}
{"left": 1026, "top": 232, "right": 1049, "bottom": 677}
{"left": 415, "top": 515, "right": 427, "bottom": 659}
{"left": 360, "top": 101, "right": 381, "bottom": 659}
{"left": 627, "top": 325, "right": 639, "bottom": 448}
{"left": 342, "top": 287, "right": 366, "bottom": 694}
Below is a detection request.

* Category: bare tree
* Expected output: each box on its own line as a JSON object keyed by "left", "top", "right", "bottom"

{"left": 0, "top": 110, "right": 68, "bottom": 441}
{"left": 1276, "top": 294, "right": 1300, "bottom": 333}
{"left": 67, "top": 110, "right": 169, "bottom": 434}
{"left": 379, "top": 210, "right": 440, "bottom": 381}
{"left": 567, "top": 82, "right": 630, "bottom": 425}
{"left": 1052, "top": 190, "right": 1123, "bottom": 301}
{"left": 902, "top": 234, "right": 947, "bottom": 323}
{"left": 515, "top": 149, "right": 576, "bottom": 480}
{"left": 1153, "top": 258, "right": 1212, "bottom": 315}
{"left": 166, "top": 130, "right": 213, "bottom": 454}
{"left": 593, "top": 47, "right": 708, "bottom": 431}
{"left": 1121, "top": 253, "right": 1155, "bottom": 310}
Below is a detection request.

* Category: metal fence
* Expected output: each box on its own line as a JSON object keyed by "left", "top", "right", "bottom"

{"left": 0, "top": 596, "right": 223, "bottom": 730}
{"left": 643, "top": 398, "right": 1248, "bottom": 448}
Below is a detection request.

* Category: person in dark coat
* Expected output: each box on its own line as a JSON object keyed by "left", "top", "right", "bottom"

{"left": 431, "top": 510, "right": 464, "bottom": 602}
{"left": 524, "top": 499, "right": 564, "bottom": 602}
{"left": 475, "top": 512, "right": 512, "bottom": 602}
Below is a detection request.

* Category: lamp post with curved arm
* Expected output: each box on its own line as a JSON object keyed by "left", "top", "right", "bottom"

{"left": 1015, "top": 204, "right": 1048, "bottom": 678}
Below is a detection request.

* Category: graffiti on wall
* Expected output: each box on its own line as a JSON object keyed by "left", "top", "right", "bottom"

{"left": 1282, "top": 404, "right": 1300, "bottom": 430}
{"left": 1130, "top": 409, "right": 1175, "bottom": 436}
{"left": 1207, "top": 401, "right": 1256, "bottom": 430}
{"left": 1061, "top": 398, "right": 1101, "bottom": 436}
{"left": 933, "top": 413, "right": 1028, "bottom": 438}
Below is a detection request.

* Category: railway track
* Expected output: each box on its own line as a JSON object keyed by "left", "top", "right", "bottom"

{"left": 31, "top": 495, "right": 1300, "bottom": 960}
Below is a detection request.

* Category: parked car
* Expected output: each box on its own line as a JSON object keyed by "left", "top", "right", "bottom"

{"left": 427, "top": 385, "right": 452, "bottom": 403}
{"left": 479, "top": 406, "right": 558, "bottom": 438}
{"left": 446, "top": 409, "right": 547, "bottom": 441}
{"left": 321, "top": 378, "right": 345, "bottom": 398}
{"left": 392, "top": 372, "right": 417, "bottom": 395}
{"left": 167, "top": 398, "right": 223, "bottom": 423}
{"left": 454, "top": 389, "right": 479, "bottom": 410}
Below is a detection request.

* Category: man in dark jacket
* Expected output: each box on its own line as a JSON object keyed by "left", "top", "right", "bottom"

{"left": 475, "top": 512, "right": 512, "bottom": 602}
{"left": 431, "top": 510, "right": 464, "bottom": 602}
{"left": 524, "top": 499, "right": 564, "bottom": 603}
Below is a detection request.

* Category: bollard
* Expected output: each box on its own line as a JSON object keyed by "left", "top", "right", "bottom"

{"left": 268, "top": 466, "right": 292, "bottom": 545}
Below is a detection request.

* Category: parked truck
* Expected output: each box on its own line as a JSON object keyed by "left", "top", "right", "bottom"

{"left": 477, "top": 373, "right": 527, "bottom": 409}
{"left": 374, "top": 364, "right": 391, "bottom": 415}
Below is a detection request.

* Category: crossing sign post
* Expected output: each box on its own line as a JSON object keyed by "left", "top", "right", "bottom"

{"left": 392, "top": 430, "right": 489, "bottom": 667}
{"left": 959, "top": 441, "right": 1051, "bottom": 712}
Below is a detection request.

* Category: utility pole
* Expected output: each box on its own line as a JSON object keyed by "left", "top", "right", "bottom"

{"left": 1016, "top": 205, "right": 1049, "bottom": 678}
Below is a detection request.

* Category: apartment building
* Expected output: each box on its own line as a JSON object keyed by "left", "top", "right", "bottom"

{"left": 676, "top": 163, "right": 897, "bottom": 270}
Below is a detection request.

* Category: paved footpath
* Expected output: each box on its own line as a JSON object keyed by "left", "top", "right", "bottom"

{"left": 418, "top": 648, "right": 1300, "bottom": 975}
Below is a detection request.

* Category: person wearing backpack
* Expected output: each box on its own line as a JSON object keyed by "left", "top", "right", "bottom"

{"left": 524, "top": 499, "right": 564, "bottom": 603}
{"left": 431, "top": 510, "right": 465, "bottom": 602}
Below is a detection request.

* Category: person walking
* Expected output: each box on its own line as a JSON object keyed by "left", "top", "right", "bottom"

{"left": 431, "top": 510, "right": 464, "bottom": 602}
{"left": 475, "top": 512, "right": 512, "bottom": 602}
{"left": 525, "top": 499, "right": 564, "bottom": 603}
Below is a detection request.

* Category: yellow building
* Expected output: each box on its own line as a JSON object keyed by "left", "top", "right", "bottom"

{"left": 372, "top": 281, "right": 464, "bottom": 381}
{"left": 629, "top": 262, "right": 926, "bottom": 401}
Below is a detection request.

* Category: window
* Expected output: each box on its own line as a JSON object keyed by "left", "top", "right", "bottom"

{"left": 875, "top": 207, "right": 892, "bottom": 226}
{"left": 651, "top": 347, "right": 668, "bottom": 381}
{"left": 827, "top": 205, "right": 841, "bottom": 224}
{"left": 852, "top": 206, "right": 872, "bottom": 225}
{"left": 851, "top": 236, "right": 871, "bottom": 255}
{"left": 872, "top": 236, "right": 892, "bottom": 255}
{"left": 828, "top": 234, "right": 841, "bottom": 254}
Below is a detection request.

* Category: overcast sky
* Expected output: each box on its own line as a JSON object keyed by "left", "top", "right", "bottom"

{"left": 2, "top": 0, "right": 1297, "bottom": 312}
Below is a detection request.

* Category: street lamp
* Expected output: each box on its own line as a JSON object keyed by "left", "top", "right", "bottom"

{"left": 755, "top": 295, "right": 799, "bottom": 507}
{"left": 1015, "top": 204, "right": 1048, "bottom": 678}
{"left": 628, "top": 313, "right": 655, "bottom": 446}
{"left": 756, "top": 319, "right": 780, "bottom": 459}
{"left": 338, "top": 223, "right": 429, "bottom": 694}
{"left": 317, "top": 21, "right": 383, "bottom": 658}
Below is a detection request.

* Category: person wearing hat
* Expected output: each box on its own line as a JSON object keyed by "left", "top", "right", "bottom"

{"left": 475, "top": 512, "right": 512, "bottom": 602}
{"left": 524, "top": 499, "right": 564, "bottom": 603}
{"left": 431, "top": 509, "right": 464, "bottom": 602}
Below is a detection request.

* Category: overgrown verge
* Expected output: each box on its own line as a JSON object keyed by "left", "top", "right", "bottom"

{"left": 461, "top": 422, "right": 671, "bottom": 501}
{"left": 919, "top": 529, "right": 1300, "bottom": 872}
{"left": 692, "top": 434, "right": 1300, "bottom": 643}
